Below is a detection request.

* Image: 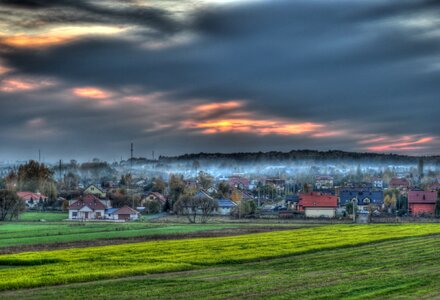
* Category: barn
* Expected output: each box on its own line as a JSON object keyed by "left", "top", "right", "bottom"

{"left": 298, "top": 192, "right": 338, "bottom": 218}
{"left": 408, "top": 190, "right": 437, "bottom": 216}
{"left": 105, "top": 205, "right": 140, "bottom": 221}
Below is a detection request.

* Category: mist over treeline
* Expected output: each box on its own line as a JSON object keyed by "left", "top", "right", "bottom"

{"left": 2, "top": 150, "right": 440, "bottom": 189}
{"left": 160, "top": 150, "right": 440, "bottom": 164}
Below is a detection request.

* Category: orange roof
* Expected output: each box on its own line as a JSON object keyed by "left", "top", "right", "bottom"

{"left": 115, "top": 205, "right": 139, "bottom": 215}
{"left": 299, "top": 192, "right": 338, "bottom": 207}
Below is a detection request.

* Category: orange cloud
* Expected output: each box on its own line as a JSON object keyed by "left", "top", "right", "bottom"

{"left": 194, "top": 101, "right": 243, "bottom": 112}
{"left": 182, "top": 101, "right": 333, "bottom": 136}
{"left": 72, "top": 87, "right": 112, "bottom": 99}
{"left": 363, "top": 135, "right": 435, "bottom": 152}
{"left": 1, "top": 35, "right": 72, "bottom": 48}
{"left": 0, "top": 78, "right": 38, "bottom": 92}
{"left": 184, "top": 118, "right": 323, "bottom": 135}
{"left": 1, "top": 26, "right": 124, "bottom": 48}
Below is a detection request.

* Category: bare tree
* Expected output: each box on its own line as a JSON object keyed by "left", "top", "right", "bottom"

{"left": 174, "top": 192, "right": 218, "bottom": 223}
{"left": 0, "top": 190, "right": 25, "bottom": 221}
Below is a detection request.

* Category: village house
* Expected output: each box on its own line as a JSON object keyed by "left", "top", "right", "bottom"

{"left": 408, "top": 190, "right": 438, "bottom": 216}
{"left": 298, "top": 192, "right": 338, "bottom": 218}
{"left": 428, "top": 182, "right": 440, "bottom": 191}
{"left": 105, "top": 205, "right": 140, "bottom": 221}
{"left": 339, "top": 189, "right": 384, "bottom": 211}
{"left": 315, "top": 176, "right": 334, "bottom": 190}
{"left": 68, "top": 194, "right": 111, "bottom": 220}
{"left": 285, "top": 194, "right": 300, "bottom": 210}
{"left": 17, "top": 192, "right": 48, "bottom": 209}
{"left": 140, "top": 191, "right": 167, "bottom": 212}
{"left": 389, "top": 178, "right": 411, "bottom": 192}
{"left": 228, "top": 176, "right": 250, "bottom": 190}
{"left": 265, "top": 178, "right": 286, "bottom": 191}
{"left": 142, "top": 192, "right": 167, "bottom": 206}
{"left": 372, "top": 177, "right": 384, "bottom": 189}
{"left": 215, "top": 198, "right": 237, "bottom": 215}
{"left": 83, "top": 184, "right": 107, "bottom": 198}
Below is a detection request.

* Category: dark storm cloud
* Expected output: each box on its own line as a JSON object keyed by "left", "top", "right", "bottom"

{"left": 1, "top": 0, "right": 440, "bottom": 159}
{"left": 0, "top": 0, "right": 181, "bottom": 34}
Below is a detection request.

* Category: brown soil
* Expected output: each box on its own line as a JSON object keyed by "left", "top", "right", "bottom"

{"left": 0, "top": 226, "right": 300, "bottom": 255}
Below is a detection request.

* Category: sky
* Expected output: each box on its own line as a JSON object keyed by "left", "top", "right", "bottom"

{"left": 0, "top": 0, "right": 439, "bottom": 162}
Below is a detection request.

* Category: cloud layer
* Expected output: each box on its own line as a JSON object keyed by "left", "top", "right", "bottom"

{"left": 0, "top": 0, "right": 439, "bottom": 160}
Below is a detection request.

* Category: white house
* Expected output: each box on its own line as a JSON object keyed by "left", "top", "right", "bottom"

{"left": 105, "top": 205, "right": 140, "bottom": 221}
{"left": 68, "top": 194, "right": 110, "bottom": 220}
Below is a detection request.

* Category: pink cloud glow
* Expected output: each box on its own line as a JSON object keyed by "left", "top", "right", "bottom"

{"left": 72, "top": 87, "right": 112, "bottom": 99}
{"left": 182, "top": 101, "right": 332, "bottom": 137}
{"left": 362, "top": 135, "right": 435, "bottom": 152}
{"left": 0, "top": 77, "right": 56, "bottom": 93}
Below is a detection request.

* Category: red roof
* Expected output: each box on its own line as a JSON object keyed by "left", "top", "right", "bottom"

{"left": 115, "top": 205, "right": 139, "bottom": 215}
{"left": 17, "top": 192, "right": 47, "bottom": 201}
{"left": 408, "top": 191, "right": 437, "bottom": 204}
{"left": 68, "top": 194, "right": 107, "bottom": 210}
{"left": 389, "top": 178, "right": 410, "bottom": 188}
{"left": 299, "top": 192, "right": 338, "bottom": 208}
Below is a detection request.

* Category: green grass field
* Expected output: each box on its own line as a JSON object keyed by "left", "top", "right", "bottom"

{"left": 4, "top": 233, "right": 439, "bottom": 300}
{"left": 18, "top": 212, "right": 68, "bottom": 222}
{"left": 0, "top": 222, "right": 238, "bottom": 248}
{"left": 0, "top": 224, "right": 440, "bottom": 295}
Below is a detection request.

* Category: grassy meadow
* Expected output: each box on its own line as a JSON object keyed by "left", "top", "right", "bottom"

{"left": 0, "top": 222, "right": 240, "bottom": 248}
{"left": 0, "top": 224, "right": 440, "bottom": 293}
{"left": 3, "top": 233, "right": 439, "bottom": 300}
{"left": 18, "top": 212, "right": 68, "bottom": 222}
{"left": 2, "top": 213, "right": 440, "bottom": 299}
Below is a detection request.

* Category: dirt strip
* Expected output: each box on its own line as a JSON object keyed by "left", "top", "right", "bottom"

{"left": 0, "top": 226, "right": 303, "bottom": 254}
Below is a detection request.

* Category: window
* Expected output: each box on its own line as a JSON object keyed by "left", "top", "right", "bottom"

{"left": 72, "top": 212, "right": 77, "bottom": 217}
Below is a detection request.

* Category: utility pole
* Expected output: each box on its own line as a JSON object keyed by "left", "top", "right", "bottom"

{"left": 352, "top": 198, "right": 357, "bottom": 223}
{"left": 59, "top": 160, "right": 62, "bottom": 182}
{"left": 130, "top": 142, "right": 134, "bottom": 209}
{"left": 130, "top": 142, "right": 134, "bottom": 169}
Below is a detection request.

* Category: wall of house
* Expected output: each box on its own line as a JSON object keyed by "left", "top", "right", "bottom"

{"left": 410, "top": 203, "right": 435, "bottom": 215}
{"left": 215, "top": 207, "right": 232, "bottom": 216}
{"left": 69, "top": 210, "right": 79, "bottom": 219}
{"left": 305, "top": 207, "right": 336, "bottom": 218}
{"left": 84, "top": 186, "right": 106, "bottom": 198}
{"left": 69, "top": 209, "right": 105, "bottom": 220}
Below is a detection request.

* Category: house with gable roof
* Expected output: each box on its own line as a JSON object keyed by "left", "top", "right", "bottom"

{"left": 408, "top": 190, "right": 438, "bottom": 216}
{"left": 105, "top": 205, "right": 140, "bottom": 221}
{"left": 298, "top": 192, "right": 338, "bottom": 218}
{"left": 68, "top": 194, "right": 110, "bottom": 220}
{"left": 17, "top": 191, "right": 48, "bottom": 209}
{"left": 83, "top": 184, "right": 107, "bottom": 198}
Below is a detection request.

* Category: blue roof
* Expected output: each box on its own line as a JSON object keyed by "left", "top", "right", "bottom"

{"left": 105, "top": 208, "right": 118, "bottom": 214}
{"left": 286, "top": 195, "right": 299, "bottom": 202}
{"left": 340, "top": 189, "right": 384, "bottom": 205}
{"left": 217, "top": 198, "right": 237, "bottom": 208}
